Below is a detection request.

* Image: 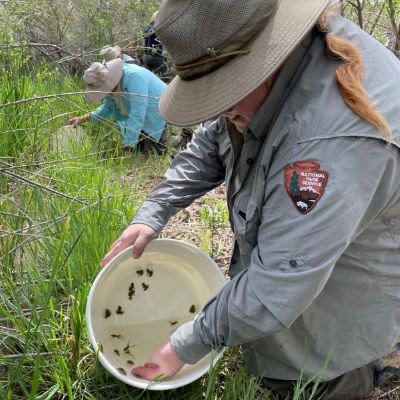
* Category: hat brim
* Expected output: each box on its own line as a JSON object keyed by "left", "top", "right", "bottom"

{"left": 159, "top": 0, "right": 330, "bottom": 126}
{"left": 85, "top": 58, "right": 123, "bottom": 103}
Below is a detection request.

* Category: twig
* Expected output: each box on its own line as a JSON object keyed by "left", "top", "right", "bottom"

{"left": 0, "top": 163, "right": 89, "bottom": 206}
{"left": 1, "top": 351, "right": 70, "bottom": 360}
{"left": 0, "top": 42, "right": 74, "bottom": 56}
{"left": 373, "top": 384, "right": 400, "bottom": 399}
{"left": 0, "top": 91, "right": 160, "bottom": 109}
{"left": 369, "top": 4, "right": 385, "bottom": 36}
{"left": 0, "top": 215, "right": 67, "bottom": 239}
{"left": 0, "top": 300, "right": 69, "bottom": 322}
{"left": 0, "top": 150, "right": 114, "bottom": 171}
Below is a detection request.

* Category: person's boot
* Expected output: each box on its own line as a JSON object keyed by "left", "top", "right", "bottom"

{"left": 122, "top": 145, "right": 136, "bottom": 156}
{"left": 372, "top": 360, "right": 400, "bottom": 386}
{"left": 172, "top": 127, "right": 194, "bottom": 157}
{"left": 154, "top": 128, "right": 168, "bottom": 155}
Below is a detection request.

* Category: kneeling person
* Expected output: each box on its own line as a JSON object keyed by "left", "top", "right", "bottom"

{"left": 68, "top": 58, "right": 167, "bottom": 153}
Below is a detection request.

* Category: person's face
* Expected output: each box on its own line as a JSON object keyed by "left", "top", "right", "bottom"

{"left": 221, "top": 77, "right": 276, "bottom": 132}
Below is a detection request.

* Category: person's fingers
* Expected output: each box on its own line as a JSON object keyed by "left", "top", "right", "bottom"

{"left": 66, "top": 118, "right": 80, "bottom": 126}
{"left": 101, "top": 232, "right": 139, "bottom": 267}
{"left": 143, "top": 362, "right": 159, "bottom": 368}
{"left": 132, "top": 230, "right": 156, "bottom": 259}
{"left": 101, "top": 239, "right": 131, "bottom": 267}
{"left": 131, "top": 364, "right": 160, "bottom": 380}
{"left": 100, "top": 224, "right": 156, "bottom": 267}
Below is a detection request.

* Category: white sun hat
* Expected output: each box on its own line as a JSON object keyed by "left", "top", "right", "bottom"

{"left": 83, "top": 58, "right": 123, "bottom": 103}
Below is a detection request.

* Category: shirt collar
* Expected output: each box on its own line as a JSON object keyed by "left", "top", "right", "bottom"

{"left": 247, "top": 30, "right": 316, "bottom": 139}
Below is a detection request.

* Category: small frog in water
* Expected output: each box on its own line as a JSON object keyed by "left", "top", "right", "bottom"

{"left": 142, "top": 283, "right": 149, "bottom": 291}
{"left": 104, "top": 309, "right": 111, "bottom": 318}
{"left": 136, "top": 269, "right": 144, "bottom": 276}
{"left": 116, "top": 305, "right": 124, "bottom": 315}
{"left": 146, "top": 268, "right": 153, "bottom": 277}
{"left": 128, "top": 282, "right": 135, "bottom": 300}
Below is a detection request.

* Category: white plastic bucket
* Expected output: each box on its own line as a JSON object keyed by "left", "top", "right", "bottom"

{"left": 86, "top": 239, "right": 227, "bottom": 390}
{"left": 50, "top": 125, "right": 87, "bottom": 152}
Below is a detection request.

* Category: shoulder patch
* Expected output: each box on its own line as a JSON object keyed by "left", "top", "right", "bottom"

{"left": 284, "top": 160, "right": 329, "bottom": 215}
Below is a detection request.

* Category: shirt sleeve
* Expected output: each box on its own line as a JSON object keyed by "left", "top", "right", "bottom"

{"left": 90, "top": 97, "right": 114, "bottom": 123}
{"left": 124, "top": 71, "right": 149, "bottom": 140}
{"left": 170, "top": 137, "right": 398, "bottom": 364}
{"left": 132, "top": 122, "right": 226, "bottom": 232}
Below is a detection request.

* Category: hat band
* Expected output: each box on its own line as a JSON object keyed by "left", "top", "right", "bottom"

{"left": 156, "top": 0, "right": 279, "bottom": 81}
{"left": 175, "top": 49, "right": 250, "bottom": 72}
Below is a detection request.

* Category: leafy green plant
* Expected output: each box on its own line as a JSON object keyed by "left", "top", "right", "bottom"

{"left": 199, "top": 199, "right": 229, "bottom": 258}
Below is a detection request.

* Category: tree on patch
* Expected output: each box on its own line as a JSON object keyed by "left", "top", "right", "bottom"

{"left": 289, "top": 171, "right": 300, "bottom": 193}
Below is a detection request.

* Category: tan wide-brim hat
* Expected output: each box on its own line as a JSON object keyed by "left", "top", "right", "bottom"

{"left": 156, "top": 0, "right": 331, "bottom": 126}
{"left": 83, "top": 58, "right": 123, "bottom": 103}
{"left": 100, "top": 45, "right": 122, "bottom": 62}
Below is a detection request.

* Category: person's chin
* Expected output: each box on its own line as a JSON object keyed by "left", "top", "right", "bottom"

{"left": 234, "top": 116, "right": 252, "bottom": 132}
{"left": 233, "top": 122, "right": 246, "bottom": 133}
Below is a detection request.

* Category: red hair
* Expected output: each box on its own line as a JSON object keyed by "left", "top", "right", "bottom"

{"left": 319, "top": 8, "right": 392, "bottom": 142}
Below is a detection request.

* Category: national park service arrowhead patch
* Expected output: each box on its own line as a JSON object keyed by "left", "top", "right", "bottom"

{"left": 284, "top": 160, "right": 329, "bottom": 215}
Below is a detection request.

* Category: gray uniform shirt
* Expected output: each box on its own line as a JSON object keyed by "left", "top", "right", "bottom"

{"left": 132, "top": 16, "right": 400, "bottom": 380}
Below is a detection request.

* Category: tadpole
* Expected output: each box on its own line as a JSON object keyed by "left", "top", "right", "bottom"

{"left": 110, "top": 334, "right": 123, "bottom": 339}
{"left": 123, "top": 341, "right": 136, "bottom": 354}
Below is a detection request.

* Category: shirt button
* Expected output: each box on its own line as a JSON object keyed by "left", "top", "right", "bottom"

{"left": 289, "top": 260, "right": 298, "bottom": 267}
{"left": 247, "top": 158, "right": 254, "bottom": 165}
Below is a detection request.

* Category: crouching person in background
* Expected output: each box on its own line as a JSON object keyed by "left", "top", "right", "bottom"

{"left": 67, "top": 58, "right": 167, "bottom": 154}
{"left": 99, "top": 44, "right": 141, "bottom": 66}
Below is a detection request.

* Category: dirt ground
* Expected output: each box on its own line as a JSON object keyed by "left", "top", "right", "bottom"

{"left": 162, "top": 184, "right": 232, "bottom": 275}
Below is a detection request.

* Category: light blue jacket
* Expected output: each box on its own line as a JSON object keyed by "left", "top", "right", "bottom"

{"left": 90, "top": 63, "right": 167, "bottom": 146}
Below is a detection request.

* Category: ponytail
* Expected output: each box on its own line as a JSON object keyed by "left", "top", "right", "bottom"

{"left": 319, "top": 10, "right": 392, "bottom": 142}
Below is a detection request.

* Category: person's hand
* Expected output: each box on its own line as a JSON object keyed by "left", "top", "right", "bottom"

{"left": 132, "top": 341, "right": 185, "bottom": 380}
{"left": 66, "top": 115, "right": 89, "bottom": 126}
{"left": 100, "top": 223, "right": 157, "bottom": 267}
{"left": 66, "top": 117, "right": 82, "bottom": 126}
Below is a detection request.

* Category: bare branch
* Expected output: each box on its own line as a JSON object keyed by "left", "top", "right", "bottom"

{"left": 0, "top": 91, "right": 160, "bottom": 109}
